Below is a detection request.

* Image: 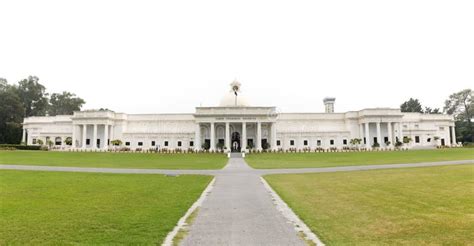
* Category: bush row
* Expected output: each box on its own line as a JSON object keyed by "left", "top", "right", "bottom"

{"left": 0, "top": 144, "right": 42, "bottom": 150}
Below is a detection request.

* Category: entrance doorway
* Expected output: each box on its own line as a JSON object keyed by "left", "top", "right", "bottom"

{"left": 231, "top": 132, "right": 241, "bottom": 152}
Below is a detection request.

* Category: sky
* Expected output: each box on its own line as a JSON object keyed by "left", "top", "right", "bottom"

{"left": 1, "top": 0, "right": 473, "bottom": 114}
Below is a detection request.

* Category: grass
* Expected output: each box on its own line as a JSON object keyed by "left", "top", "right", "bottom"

{"left": 246, "top": 148, "right": 474, "bottom": 169}
{"left": 0, "top": 170, "right": 212, "bottom": 244}
{"left": 265, "top": 165, "right": 474, "bottom": 245}
{"left": 0, "top": 151, "right": 228, "bottom": 169}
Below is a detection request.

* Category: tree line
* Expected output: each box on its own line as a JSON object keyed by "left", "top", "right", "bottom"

{"left": 400, "top": 89, "right": 473, "bottom": 143}
{"left": 0, "top": 76, "right": 85, "bottom": 144}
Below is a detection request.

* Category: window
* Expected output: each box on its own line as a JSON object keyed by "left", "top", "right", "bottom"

{"left": 343, "top": 139, "right": 347, "bottom": 145}
{"left": 384, "top": 137, "right": 389, "bottom": 143}
{"left": 86, "top": 139, "right": 90, "bottom": 145}
{"left": 125, "top": 141, "right": 130, "bottom": 146}
{"left": 164, "top": 141, "right": 169, "bottom": 147}
{"left": 177, "top": 141, "right": 182, "bottom": 147}
{"left": 363, "top": 137, "right": 366, "bottom": 144}
{"left": 189, "top": 141, "right": 194, "bottom": 147}
{"left": 138, "top": 142, "right": 143, "bottom": 146}
{"left": 415, "top": 136, "right": 420, "bottom": 143}
{"left": 317, "top": 140, "right": 321, "bottom": 146}
{"left": 32, "top": 139, "right": 37, "bottom": 144}
{"left": 373, "top": 137, "right": 378, "bottom": 144}
{"left": 277, "top": 140, "right": 281, "bottom": 146}
{"left": 330, "top": 139, "right": 334, "bottom": 145}
{"left": 303, "top": 140, "right": 308, "bottom": 146}
{"left": 427, "top": 138, "right": 431, "bottom": 142}
{"left": 151, "top": 141, "right": 155, "bottom": 146}
{"left": 290, "top": 140, "right": 295, "bottom": 146}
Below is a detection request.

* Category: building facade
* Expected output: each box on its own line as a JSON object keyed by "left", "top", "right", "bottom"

{"left": 22, "top": 82, "right": 457, "bottom": 151}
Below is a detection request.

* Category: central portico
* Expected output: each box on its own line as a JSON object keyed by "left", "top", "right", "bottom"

{"left": 194, "top": 106, "right": 278, "bottom": 152}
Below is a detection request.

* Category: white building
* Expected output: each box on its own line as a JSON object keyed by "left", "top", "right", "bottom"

{"left": 22, "top": 81, "right": 456, "bottom": 151}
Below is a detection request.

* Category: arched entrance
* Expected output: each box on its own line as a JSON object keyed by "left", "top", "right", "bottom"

{"left": 231, "top": 132, "right": 241, "bottom": 152}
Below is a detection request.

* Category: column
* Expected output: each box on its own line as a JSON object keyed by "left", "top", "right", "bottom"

{"left": 399, "top": 123, "right": 404, "bottom": 144}
{"left": 271, "top": 123, "right": 277, "bottom": 151}
{"left": 256, "top": 122, "right": 262, "bottom": 151}
{"left": 72, "top": 124, "right": 76, "bottom": 148}
{"left": 225, "top": 122, "right": 230, "bottom": 151}
{"left": 93, "top": 124, "right": 98, "bottom": 149}
{"left": 359, "top": 123, "right": 363, "bottom": 139}
{"left": 110, "top": 125, "right": 114, "bottom": 141}
{"left": 376, "top": 122, "right": 381, "bottom": 146}
{"left": 365, "top": 122, "right": 370, "bottom": 148}
{"left": 103, "top": 124, "right": 109, "bottom": 150}
{"left": 451, "top": 126, "right": 456, "bottom": 145}
{"left": 242, "top": 122, "right": 247, "bottom": 151}
{"left": 82, "top": 124, "right": 87, "bottom": 149}
{"left": 210, "top": 122, "right": 215, "bottom": 151}
{"left": 387, "top": 122, "right": 393, "bottom": 147}
{"left": 22, "top": 128, "right": 26, "bottom": 144}
{"left": 194, "top": 123, "right": 201, "bottom": 150}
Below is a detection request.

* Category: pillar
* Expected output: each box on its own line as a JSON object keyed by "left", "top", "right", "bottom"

{"left": 93, "top": 124, "right": 98, "bottom": 149}
{"left": 110, "top": 125, "right": 114, "bottom": 141}
{"left": 365, "top": 122, "right": 370, "bottom": 148}
{"left": 242, "top": 122, "right": 247, "bottom": 151}
{"left": 359, "top": 123, "right": 363, "bottom": 139}
{"left": 82, "top": 124, "right": 87, "bottom": 149}
{"left": 257, "top": 122, "right": 262, "bottom": 150}
{"left": 387, "top": 122, "right": 393, "bottom": 147}
{"left": 210, "top": 122, "right": 215, "bottom": 151}
{"left": 72, "top": 124, "right": 76, "bottom": 148}
{"left": 451, "top": 126, "right": 456, "bottom": 145}
{"left": 22, "top": 128, "right": 26, "bottom": 144}
{"left": 194, "top": 123, "right": 201, "bottom": 150}
{"left": 271, "top": 123, "right": 277, "bottom": 151}
{"left": 103, "top": 124, "right": 109, "bottom": 150}
{"left": 376, "top": 122, "right": 381, "bottom": 146}
{"left": 399, "top": 123, "right": 404, "bottom": 144}
{"left": 225, "top": 122, "right": 230, "bottom": 151}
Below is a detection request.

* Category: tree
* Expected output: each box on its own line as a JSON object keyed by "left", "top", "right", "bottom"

{"left": 48, "top": 91, "right": 85, "bottom": 116}
{"left": 0, "top": 79, "right": 25, "bottom": 144}
{"left": 400, "top": 98, "right": 423, "bottom": 113}
{"left": 424, "top": 107, "right": 441, "bottom": 114}
{"left": 444, "top": 89, "right": 473, "bottom": 143}
{"left": 14, "top": 76, "right": 49, "bottom": 117}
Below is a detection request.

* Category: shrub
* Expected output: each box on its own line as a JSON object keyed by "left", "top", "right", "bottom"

{"left": 0, "top": 144, "right": 42, "bottom": 150}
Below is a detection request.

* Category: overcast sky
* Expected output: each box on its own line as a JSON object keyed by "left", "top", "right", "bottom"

{"left": 1, "top": 0, "right": 473, "bottom": 114}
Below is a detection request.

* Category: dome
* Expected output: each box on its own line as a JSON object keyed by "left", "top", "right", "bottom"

{"left": 218, "top": 80, "right": 250, "bottom": 107}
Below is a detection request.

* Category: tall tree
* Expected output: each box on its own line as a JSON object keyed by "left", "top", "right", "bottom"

{"left": 424, "top": 107, "right": 441, "bottom": 114}
{"left": 14, "top": 76, "right": 49, "bottom": 117}
{"left": 443, "top": 89, "right": 473, "bottom": 143}
{"left": 0, "top": 79, "right": 25, "bottom": 143}
{"left": 48, "top": 91, "right": 85, "bottom": 116}
{"left": 400, "top": 98, "right": 423, "bottom": 113}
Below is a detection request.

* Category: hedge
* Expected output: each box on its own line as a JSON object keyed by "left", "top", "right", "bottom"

{"left": 0, "top": 144, "right": 42, "bottom": 150}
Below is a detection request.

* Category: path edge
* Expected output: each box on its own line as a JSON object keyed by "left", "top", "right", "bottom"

{"left": 162, "top": 177, "right": 216, "bottom": 246}
{"left": 260, "top": 177, "right": 325, "bottom": 246}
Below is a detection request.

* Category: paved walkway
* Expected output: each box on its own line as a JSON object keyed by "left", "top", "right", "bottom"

{"left": 1, "top": 159, "right": 472, "bottom": 175}
{"left": 1, "top": 158, "right": 473, "bottom": 246}
{"left": 180, "top": 157, "right": 305, "bottom": 245}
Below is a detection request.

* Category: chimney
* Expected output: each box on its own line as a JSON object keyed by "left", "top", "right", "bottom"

{"left": 323, "top": 97, "right": 336, "bottom": 113}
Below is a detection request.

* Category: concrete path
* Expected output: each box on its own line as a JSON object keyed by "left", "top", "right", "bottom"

{"left": 1, "top": 159, "right": 473, "bottom": 175}
{"left": 180, "top": 157, "right": 306, "bottom": 246}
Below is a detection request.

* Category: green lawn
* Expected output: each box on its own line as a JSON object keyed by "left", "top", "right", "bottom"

{"left": 265, "top": 165, "right": 474, "bottom": 245}
{"left": 246, "top": 148, "right": 474, "bottom": 169}
{"left": 0, "top": 151, "right": 228, "bottom": 169}
{"left": 0, "top": 170, "right": 212, "bottom": 244}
